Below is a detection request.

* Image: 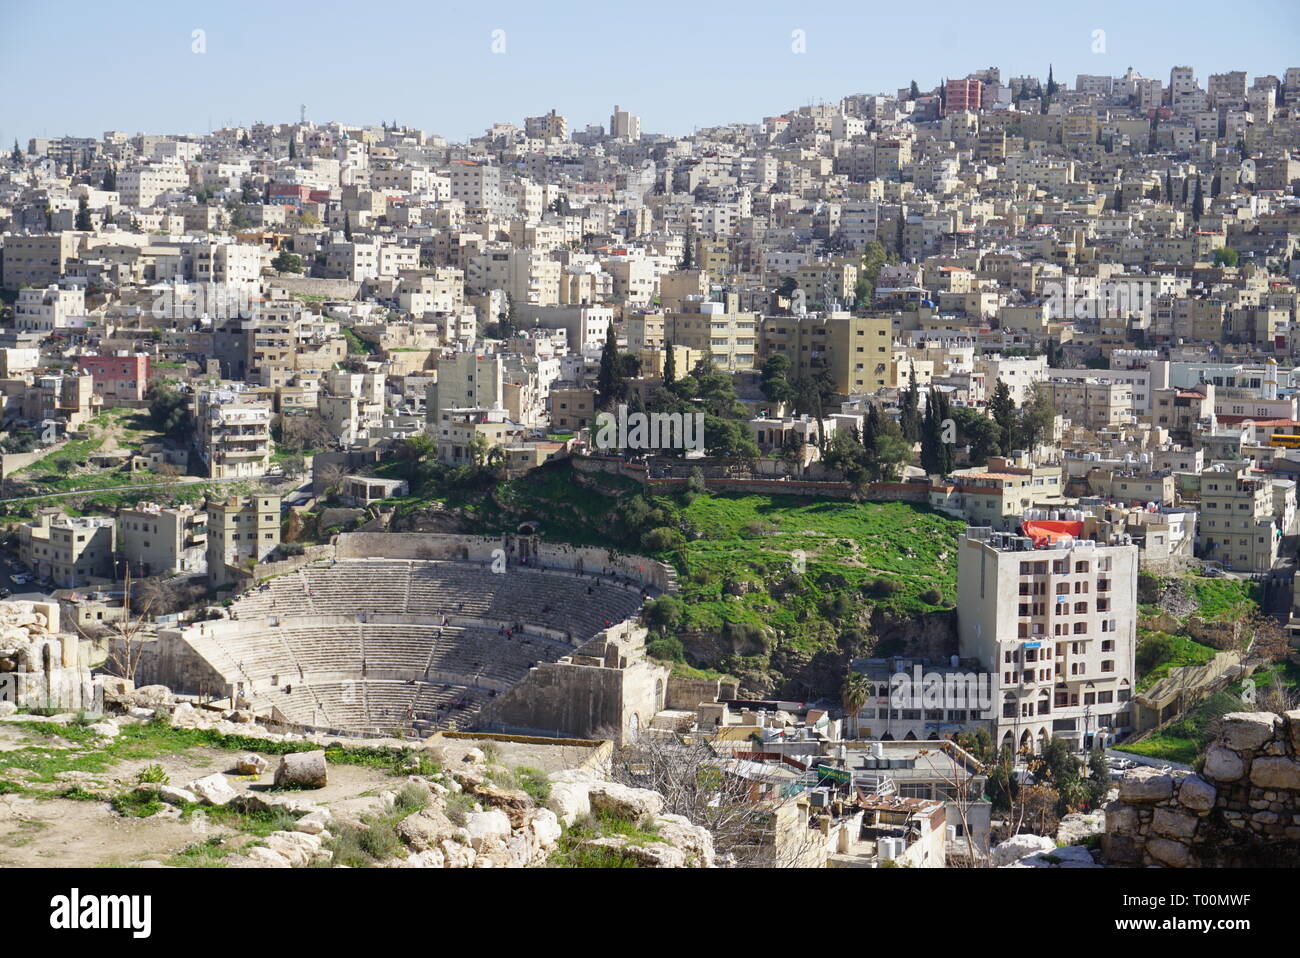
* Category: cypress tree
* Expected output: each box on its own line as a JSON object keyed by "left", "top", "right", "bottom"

{"left": 663, "top": 340, "right": 676, "bottom": 386}
{"left": 1193, "top": 177, "right": 1204, "bottom": 222}
{"left": 596, "top": 321, "right": 622, "bottom": 410}
{"left": 988, "top": 380, "right": 1016, "bottom": 457}
{"left": 75, "top": 195, "right": 92, "bottom": 231}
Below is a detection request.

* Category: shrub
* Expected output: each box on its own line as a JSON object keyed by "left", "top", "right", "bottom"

{"left": 643, "top": 595, "right": 685, "bottom": 629}
{"left": 919, "top": 588, "right": 944, "bottom": 605}
{"left": 135, "top": 763, "right": 169, "bottom": 786}
{"left": 646, "top": 636, "right": 685, "bottom": 663}
{"left": 641, "top": 526, "right": 685, "bottom": 551}
{"left": 444, "top": 791, "right": 475, "bottom": 827}
{"left": 865, "top": 577, "right": 901, "bottom": 598}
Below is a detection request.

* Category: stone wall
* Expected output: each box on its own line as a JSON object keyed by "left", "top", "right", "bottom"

{"left": 477, "top": 624, "right": 669, "bottom": 745}
{"left": 334, "top": 532, "right": 677, "bottom": 592}
{"left": 1103, "top": 710, "right": 1300, "bottom": 867}
{"left": 130, "top": 631, "right": 232, "bottom": 698}
{"left": 0, "top": 600, "right": 96, "bottom": 710}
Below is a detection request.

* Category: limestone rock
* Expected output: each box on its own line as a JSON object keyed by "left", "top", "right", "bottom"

{"left": 1105, "top": 802, "right": 1139, "bottom": 835}
{"left": 263, "top": 830, "right": 323, "bottom": 867}
{"left": 547, "top": 781, "right": 591, "bottom": 827}
{"left": 580, "top": 836, "right": 685, "bottom": 868}
{"left": 464, "top": 809, "right": 511, "bottom": 851}
{"left": 654, "top": 813, "right": 715, "bottom": 867}
{"left": 86, "top": 721, "right": 119, "bottom": 739}
{"left": 0, "top": 702, "right": 17, "bottom": 717}
{"left": 158, "top": 785, "right": 199, "bottom": 806}
{"left": 1117, "top": 767, "right": 1174, "bottom": 803}
{"left": 129, "top": 685, "right": 174, "bottom": 708}
{"left": 397, "top": 808, "right": 460, "bottom": 851}
{"left": 1178, "top": 775, "right": 1216, "bottom": 813}
{"left": 440, "top": 839, "right": 477, "bottom": 868}
{"left": 1146, "top": 837, "right": 1193, "bottom": 867}
{"left": 187, "top": 773, "right": 238, "bottom": 806}
{"left": 1152, "top": 807, "right": 1199, "bottom": 840}
{"left": 169, "top": 702, "right": 201, "bottom": 728}
{"left": 530, "top": 808, "right": 562, "bottom": 850}
{"left": 245, "top": 846, "right": 291, "bottom": 868}
{"left": 587, "top": 781, "right": 664, "bottom": 822}
{"left": 1248, "top": 757, "right": 1300, "bottom": 791}
{"left": 1204, "top": 745, "right": 1247, "bottom": 782}
{"left": 405, "top": 848, "right": 446, "bottom": 868}
{"left": 990, "top": 833, "right": 1056, "bottom": 867}
{"left": 294, "top": 809, "right": 332, "bottom": 835}
{"left": 1218, "top": 712, "right": 1278, "bottom": 752}
{"left": 235, "top": 754, "right": 268, "bottom": 775}
{"left": 1056, "top": 810, "right": 1104, "bottom": 845}
{"left": 274, "top": 750, "right": 327, "bottom": 789}
{"left": 1285, "top": 711, "right": 1300, "bottom": 755}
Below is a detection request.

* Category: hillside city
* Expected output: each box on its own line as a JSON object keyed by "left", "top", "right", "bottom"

{"left": 0, "top": 61, "right": 1298, "bottom": 872}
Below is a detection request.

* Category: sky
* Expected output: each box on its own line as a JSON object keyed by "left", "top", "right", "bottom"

{"left": 1, "top": 0, "right": 1298, "bottom": 147}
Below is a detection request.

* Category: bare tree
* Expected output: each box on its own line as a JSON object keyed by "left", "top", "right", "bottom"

{"left": 603, "top": 730, "right": 827, "bottom": 867}
{"left": 935, "top": 744, "right": 992, "bottom": 867}
{"left": 315, "top": 461, "right": 345, "bottom": 498}
{"left": 76, "top": 566, "right": 157, "bottom": 684}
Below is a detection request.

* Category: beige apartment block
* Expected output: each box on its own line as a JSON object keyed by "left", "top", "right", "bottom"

{"left": 118, "top": 502, "right": 207, "bottom": 577}
{"left": 957, "top": 528, "right": 1138, "bottom": 754}
{"left": 18, "top": 513, "right": 117, "bottom": 588}
{"left": 1047, "top": 379, "right": 1134, "bottom": 430}
{"left": 205, "top": 494, "right": 281, "bottom": 588}
{"left": 1, "top": 234, "right": 82, "bottom": 290}
{"left": 1196, "top": 463, "right": 1278, "bottom": 573}
{"left": 664, "top": 298, "right": 758, "bottom": 373}
{"left": 196, "top": 388, "right": 273, "bottom": 479}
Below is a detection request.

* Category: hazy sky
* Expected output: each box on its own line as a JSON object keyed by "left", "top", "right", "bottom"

{"left": 2, "top": 0, "right": 1298, "bottom": 146}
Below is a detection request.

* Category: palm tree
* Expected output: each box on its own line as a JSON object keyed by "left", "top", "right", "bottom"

{"left": 841, "top": 671, "right": 872, "bottom": 740}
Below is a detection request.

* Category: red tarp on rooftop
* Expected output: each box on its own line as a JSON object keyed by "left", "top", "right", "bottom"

{"left": 1020, "top": 520, "right": 1084, "bottom": 546}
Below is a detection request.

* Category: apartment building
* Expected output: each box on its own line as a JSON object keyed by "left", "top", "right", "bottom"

{"left": 205, "top": 494, "right": 281, "bottom": 588}
{"left": 609, "top": 104, "right": 641, "bottom": 141}
{"left": 664, "top": 295, "right": 758, "bottom": 372}
{"left": 1196, "top": 462, "right": 1278, "bottom": 573}
{"left": 195, "top": 388, "right": 273, "bottom": 479}
{"left": 76, "top": 354, "right": 151, "bottom": 403}
{"left": 14, "top": 285, "right": 86, "bottom": 332}
{"left": 1, "top": 234, "right": 82, "bottom": 290}
{"left": 18, "top": 513, "right": 117, "bottom": 588}
{"left": 758, "top": 313, "right": 894, "bottom": 394}
{"left": 118, "top": 502, "right": 207, "bottom": 577}
{"left": 936, "top": 457, "right": 1066, "bottom": 529}
{"left": 190, "top": 242, "right": 263, "bottom": 286}
{"left": 957, "top": 527, "right": 1138, "bottom": 753}
{"left": 1046, "top": 379, "right": 1134, "bottom": 430}
{"left": 118, "top": 161, "right": 190, "bottom": 207}
{"left": 547, "top": 385, "right": 596, "bottom": 432}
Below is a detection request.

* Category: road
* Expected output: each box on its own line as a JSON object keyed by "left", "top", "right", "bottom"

{"left": 0, "top": 474, "right": 308, "bottom": 506}
{"left": 1106, "top": 747, "right": 1192, "bottom": 773}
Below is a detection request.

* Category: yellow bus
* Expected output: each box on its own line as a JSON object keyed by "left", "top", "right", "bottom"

{"left": 1270, "top": 433, "right": 1300, "bottom": 448}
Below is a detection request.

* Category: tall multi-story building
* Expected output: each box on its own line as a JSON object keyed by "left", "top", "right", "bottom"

{"left": 205, "top": 494, "right": 281, "bottom": 588}
{"left": 944, "top": 79, "right": 982, "bottom": 114}
{"left": 118, "top": 502, "right": 207, "bottom": 577}
{"left": 664, "top": 295, "right": 758, "bottom": 372}
{"left": 195, "top": 388, "right": 273, "bottom": 479}
{"left": 957, "top": 527, "right": 1139, "bottom": 754}
{"left": 1, "top": 234, "right": 82, "bottom": 290}
{"left": 1196, "top": 462, "right": 1278, "bottom": 573}
{"left": 609, "top": 104, "right": 641, "bottom": 141}
{"left": 18, "top": 512, "right": 117, "bottom": 588}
